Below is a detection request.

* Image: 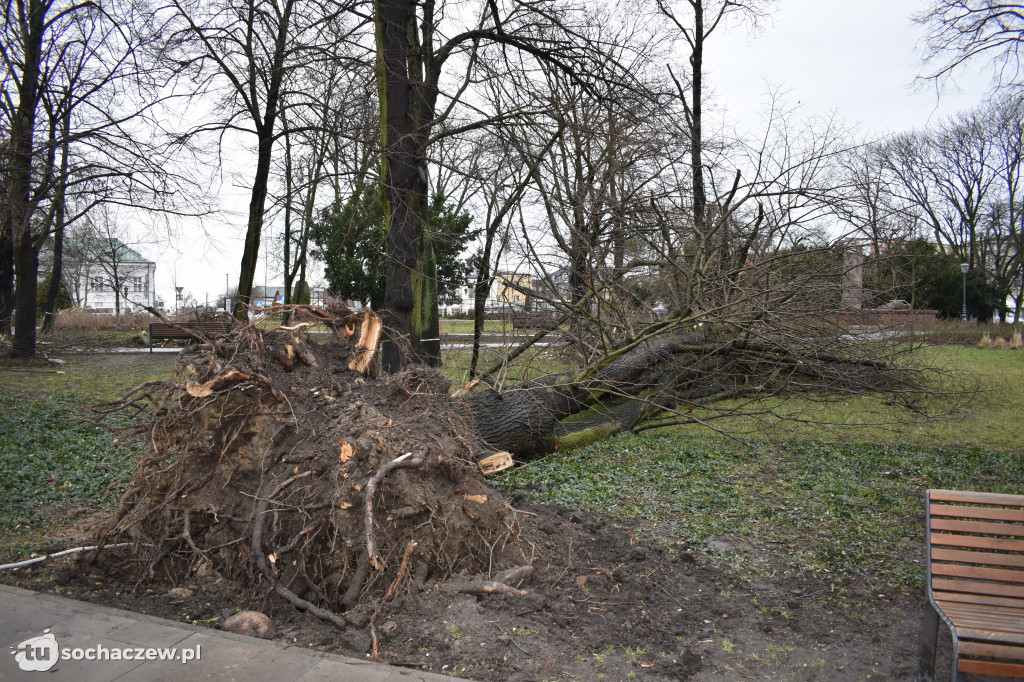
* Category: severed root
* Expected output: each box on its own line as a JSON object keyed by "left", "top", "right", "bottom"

{"left": 384, "top": 541, "right": 419, "bottom": 601}
{"left": 449, "top": 580, "right": 529, "bottom": 597}
{"left": 348, "top": 310, "right": 382, "bottom": 376}
{"left": 252, "top": 498, "right": 347, "bottom": 630}
{"left": 364, "top": 450, "right": 425, "bottom": 570}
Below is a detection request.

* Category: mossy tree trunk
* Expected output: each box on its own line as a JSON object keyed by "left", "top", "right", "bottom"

{"left": 374, "top": 0, "right": 442, "bottom": 371}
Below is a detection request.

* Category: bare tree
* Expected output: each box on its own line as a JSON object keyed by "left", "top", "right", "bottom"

{"left": 1, "top": 0, "right": 202, "bottom": 355}
{"left": 988, "top": 93, "right": 1024, "bottom": 318}
{"left": 836, "top": 143, "right": 921, "bottom": 257}
{"left": 915, "top": 1, "right": 1024, "bottom": 91}
{"left": 655, "top": 0, "right": 774, "bottom": 236}
{"left": 156, "top": 0, "right": 363, "bottom": 320}
{"left": 880, "top": 112, "right": 997, "bottom": 268}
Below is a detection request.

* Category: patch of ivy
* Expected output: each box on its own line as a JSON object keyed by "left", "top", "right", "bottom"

{"left": 0, "top": 394, "right": 140, "bottom": 536}
{"left": 497, "top": 433, "right": 1024, "bottom": 587}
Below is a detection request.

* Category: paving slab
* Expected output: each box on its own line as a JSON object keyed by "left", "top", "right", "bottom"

{"left": 0, "top": 585, "right": 450, "bottom": 681}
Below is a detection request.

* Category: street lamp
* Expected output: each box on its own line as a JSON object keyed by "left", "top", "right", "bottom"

{"left": 960, "top": 262, "right": 970, "bottom": 325}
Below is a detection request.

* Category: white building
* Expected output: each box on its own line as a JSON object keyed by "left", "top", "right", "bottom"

{"left": 66, "top": 239, "right": 157, "bottom": 312}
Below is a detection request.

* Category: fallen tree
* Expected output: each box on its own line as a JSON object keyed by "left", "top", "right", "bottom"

{"left": 93, "top": 307, "right": 529, "bottom": 640}
{"left": 91, "top": 293, "right": 939, "bottom": 638}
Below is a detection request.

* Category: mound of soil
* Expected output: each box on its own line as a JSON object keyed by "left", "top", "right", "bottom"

{"left": 94, "top": 310, "right": 514, "bottom": 632}
{"left": 5, "top": 503, "right": 928, "bottom": 680}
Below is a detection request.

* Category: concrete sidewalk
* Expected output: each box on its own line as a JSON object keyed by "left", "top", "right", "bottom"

{"left": 1, "top": 585, "right": 449, "bottom": 681}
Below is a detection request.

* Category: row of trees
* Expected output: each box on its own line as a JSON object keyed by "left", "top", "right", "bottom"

{"left": 3, "top": 0, "right": 1021, "bottom": 370}
{"left": 841, "top": 94, "right": 1024, "bottom": 321}
{"left": 1, "top": 0, "right": 207, "bottom": 355}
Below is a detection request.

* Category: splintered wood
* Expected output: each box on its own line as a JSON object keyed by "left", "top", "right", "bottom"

{"left": 185, "top": 370, "right": 252, "bottom": 398}
{"left": 349, "top": 310, "right": 382, "bottom": 377}
{"left": 477, "top": 451, "right": 514, "bottom": 475}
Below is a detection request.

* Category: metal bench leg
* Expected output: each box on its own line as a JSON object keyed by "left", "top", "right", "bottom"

{"left": 918, "top": 600, "right": 939, "bottom": 682}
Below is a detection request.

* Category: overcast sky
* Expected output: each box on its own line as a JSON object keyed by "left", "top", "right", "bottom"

{"left": 156, "top": 0, "right": 993, "bottom": 309}
{"left": 708, "top": 0, "right": 990, "bottom": 135}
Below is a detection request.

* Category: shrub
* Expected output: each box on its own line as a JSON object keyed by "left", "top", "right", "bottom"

{"left": 54, "top": 308, "right": 155, "bottom": 331}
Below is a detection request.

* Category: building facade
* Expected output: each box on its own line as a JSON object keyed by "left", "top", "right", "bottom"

{"left": 66, "top": 239, "right": 157, "bottom": 313}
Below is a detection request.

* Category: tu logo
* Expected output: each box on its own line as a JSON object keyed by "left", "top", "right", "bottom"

{"left": 10, "top": 629, "right": 59, "bottom": 672}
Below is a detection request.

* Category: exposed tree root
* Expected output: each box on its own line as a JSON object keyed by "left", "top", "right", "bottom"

{"left": 92, "top": 307, "right": 514, "bottom": 634}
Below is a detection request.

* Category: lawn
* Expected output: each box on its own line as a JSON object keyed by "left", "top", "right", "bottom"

{"left": 0, "top": 394, "right": 140, "bottom": 562}
{"left": 662, "top": 344, "right": 1024, "bottom": 453}
{"left": 440, "top": 319, "right": 509, "bottom": 335}
{"left": 0, "top": 352, "right": 177, "bottom": 402}
{"left": 497, "top": 433, "right": 1024, "bottom": 589}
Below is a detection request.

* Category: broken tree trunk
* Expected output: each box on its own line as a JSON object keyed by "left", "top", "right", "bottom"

{"left": 458, "top": 328, "right": 918, "bottom": 458}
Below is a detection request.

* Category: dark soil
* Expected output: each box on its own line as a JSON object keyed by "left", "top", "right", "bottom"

{"left": 3, "top": 501, "right": 932, "bottom": 680}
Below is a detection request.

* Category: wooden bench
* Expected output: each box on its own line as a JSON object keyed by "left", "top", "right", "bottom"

{"left": 919, "top": 489, "right": 1024, "bottom": 681}
{"left": 149, "top": 321, "right": 232, "bottom": 352}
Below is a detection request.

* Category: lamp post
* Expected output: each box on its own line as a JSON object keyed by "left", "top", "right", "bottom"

{"left": 960, "top": 262, "right": 970, "bottom": 325}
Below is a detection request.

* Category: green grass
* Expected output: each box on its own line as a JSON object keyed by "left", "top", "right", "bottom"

{"left": 498, "top": 433, "right": 1024, "bottom": 587}
{"left": 440, "top": 319, "right": 509, "bottom": 335}
{"left": 0, "top": 394, "right": 140, "bottom": 560}
{"left": 0, "top": 352, "right": 176, "bottom": 402}
{"left": 663, "top": 345, "right": 1024, "bottom": 453}
{"left": 440, "top": 345, "right": 571, "bottom": 387}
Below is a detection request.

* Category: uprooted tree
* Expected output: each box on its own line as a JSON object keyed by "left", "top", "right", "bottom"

{"left": 91, "top": 240, "right": 941, "bottom": 635}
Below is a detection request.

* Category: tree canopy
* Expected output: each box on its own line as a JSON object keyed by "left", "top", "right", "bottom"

{"left": 312, "top": 187, "right": 477, "bottom": 310}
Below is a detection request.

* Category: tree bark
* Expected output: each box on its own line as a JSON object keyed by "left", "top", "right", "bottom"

{"left": 0, "top": 229, "right": 13, "bottom": 336}
{"left": 7, "top": 0, "right": 46, "bottom": 357}
{"left": 12, "top": 242, "right": 40, "bottom": 357}
{"left": 689, "top": 2, "right": 707, "bottom": 235}
{"left": 233, "top": 0, "right": 294, "bottom": 320}
{"left": 41, "top": 219, "right": 65, "bottom": 332}
{"left": 42, "top": 108, "right": 72, "bottom": 333}
{"left": 375, "top": 0, "right": 437, "bottom": 371}
{"left": 462, "top": 331, "right": 705, "bottom": 456}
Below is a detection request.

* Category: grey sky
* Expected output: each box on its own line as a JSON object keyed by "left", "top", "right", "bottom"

{"left": 708, "top": 0, "right": 990, "bottom": 136}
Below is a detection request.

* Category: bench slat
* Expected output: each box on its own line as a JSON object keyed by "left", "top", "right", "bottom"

{"left": 935, "top": 591, "right": 1024, "bottom": 609}
{"left": 932, "top": 504, "right": 1024, "bottom": 523}
{"left": 931, "top": 518, "right": 1024, "bottom": 538}
{"left": 958, "top": 659, "right": 1024, "bottom": 677}
{"left": 933, "top": 578, "right": 1024, "bottom": 599}
{"left": 940, "top": 606, "right": 1024, "bottom": 634}
{"left": 932, "top": 548, "right": 1024, "bottom": 569}
{"left": 930, "top": 490, "right": 1024, "bottom": 507}
{"left": 932, "top": 533, "right": 1024, "bottom": 552}
{"left": 958, "top": 640, "right": 1024, "bottom": 661}
{"left": 932, "top": 563, "right": 1024, "bottom": 584}
{"left": 954, "top": 622, "right": 1024, "bottom": 638}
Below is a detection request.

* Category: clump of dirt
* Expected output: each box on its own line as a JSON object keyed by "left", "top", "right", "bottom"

{"left": 91, "top": 308, "right": 516, "bottom": 635}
